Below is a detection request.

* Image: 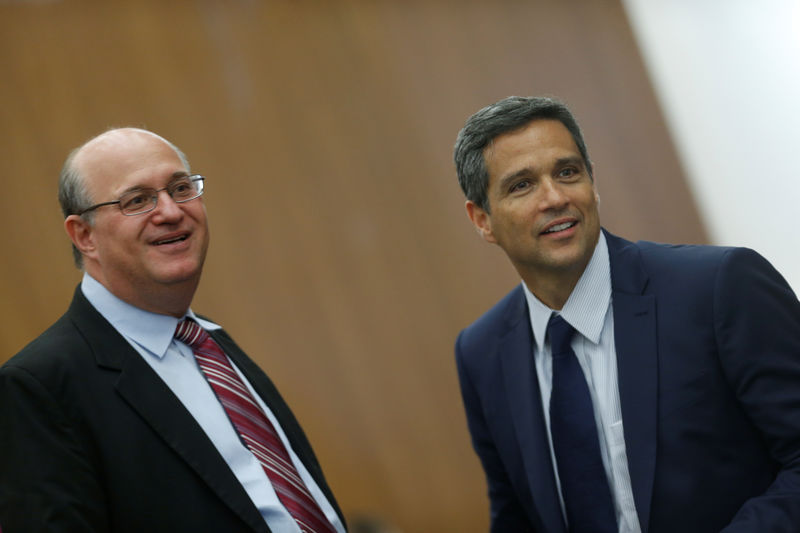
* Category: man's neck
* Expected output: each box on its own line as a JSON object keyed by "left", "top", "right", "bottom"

{"left": 522, "top": 270, "right": 582, "bottom": 311}
{"left": 518, "top": 234, "right": 601, "bottom": 310}
{"left": 84, "top": 269, "right": 197, "bottom": 318}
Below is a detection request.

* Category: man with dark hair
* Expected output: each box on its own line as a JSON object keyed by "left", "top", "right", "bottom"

{"left": 453, "top": 96, "right": 800, "bottom": 532}
{"left": 0, "top": 128, "right": 346, "bottom": 533}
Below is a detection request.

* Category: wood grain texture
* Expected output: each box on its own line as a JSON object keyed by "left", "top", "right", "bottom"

{"left": 0, "top": 1, "right": 705, "bottom": 531}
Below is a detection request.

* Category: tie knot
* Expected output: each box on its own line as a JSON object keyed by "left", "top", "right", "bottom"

{"left": 547, "top": 314, "right": 576, "bottom": 356}
{"left": 174, "top": 319, "right": 209, "bottom": 349}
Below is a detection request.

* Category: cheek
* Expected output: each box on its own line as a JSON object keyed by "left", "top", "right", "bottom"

{"left": 495, "top": 216, "right": 528, "bottom": 244}
{"left": 578, "top": 188, "right": 599, "bottom": 213}
{"left": 96, "top": 222, "right": 144, "bottom": 253}
{"left": 186, "top": 202, "right": 208, "bottom": 222}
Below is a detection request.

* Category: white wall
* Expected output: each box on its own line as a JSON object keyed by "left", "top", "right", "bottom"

{"left": 622, "top": 0, "right": 800, "bottom": 292}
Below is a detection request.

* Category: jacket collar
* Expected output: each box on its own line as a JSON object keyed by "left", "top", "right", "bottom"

{"left": 500, "top": 229, "right": 658, "bottom": 532}
{"left": 65, "top": 286, "right": 271, "bottom": 532}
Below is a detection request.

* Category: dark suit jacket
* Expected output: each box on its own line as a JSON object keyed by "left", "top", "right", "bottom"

{"left": 456, "top": 230, "right": 800, "bottom": 532}
{"left": 0, "top": 287, "right": 345, "bottom": 533}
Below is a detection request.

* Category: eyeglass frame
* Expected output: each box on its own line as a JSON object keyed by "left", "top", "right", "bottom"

{"left": 76, "top": 175, "right": 205, "bottom": 217}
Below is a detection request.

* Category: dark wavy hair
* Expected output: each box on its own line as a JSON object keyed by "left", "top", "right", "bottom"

{"left": 454, "top": 96, "right": 592, "bottom": 212}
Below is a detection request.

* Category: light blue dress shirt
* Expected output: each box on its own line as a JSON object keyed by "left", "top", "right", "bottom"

{"left": 81, "top": 273, "right": 345, "bottom": 533}
{"left": 522, "top": 233, "right": 641, "bottom": 533}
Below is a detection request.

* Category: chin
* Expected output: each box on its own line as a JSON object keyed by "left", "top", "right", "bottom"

{"left": 545, "top": 249, "right": 592, "bottom": 272}
{"left": 152, "top": 263, "right": 204, "bottom": 286}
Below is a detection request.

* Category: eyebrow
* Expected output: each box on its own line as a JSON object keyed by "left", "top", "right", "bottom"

{"left": 116, "top": 171, "right": 191, "bottom": 196}
{"left": 497, "top": 156, "right": 585, "bottom": 190}
{"left": 555, "top": 156, "right": 585, "bottom": 168}
{"left": 497, "top": 168, "right": 534, "bottom": 192}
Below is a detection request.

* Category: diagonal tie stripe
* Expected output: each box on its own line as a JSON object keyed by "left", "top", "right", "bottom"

{"left": 175, "top": 319, "right": 336, "bottom": 533}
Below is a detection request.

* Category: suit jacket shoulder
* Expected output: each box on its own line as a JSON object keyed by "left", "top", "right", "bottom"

{"left": 458, "top": 285, "right": 527, "bottom": 353}
{"left": 0, "top": 286, "right": 344, "bottom": 533}
{"left": 1, "top": 286, "right": 129, "bottom": 423}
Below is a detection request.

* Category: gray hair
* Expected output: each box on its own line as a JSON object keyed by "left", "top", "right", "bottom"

{"left": 58, "top": 128, "right": 191, "bottom": 268}
{"left": 453, "top": 96, "right": 592, "bottom": 212}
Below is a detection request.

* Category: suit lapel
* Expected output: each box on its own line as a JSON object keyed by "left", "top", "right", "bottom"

{"left": 115, "top": 356, "right": 269, "bottom": 532}
{"left": 500, "top": 287, "right": 567, "bottom": 533}
{"left": 67, "top": 289, "right": 269, "bottom": 533}
{"left": 605, "top": 231, "right": 658, "bottom": 532}
{"left": 211, "top": 329, "right": 346, "bottom": 526}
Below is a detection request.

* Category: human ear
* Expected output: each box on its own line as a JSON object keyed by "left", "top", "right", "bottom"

{"left": 465, "top": 200, "right": 497, "bottom": 244}
{"left": 64, "top": 215, "right": 98, "bottom": 259}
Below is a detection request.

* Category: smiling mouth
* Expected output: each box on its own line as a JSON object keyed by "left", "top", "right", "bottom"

{"left": 542, "top": 221, "right": 576, "bottom": 234}
{"left": 153, "top": 235, "right": 188, "bottom": 245}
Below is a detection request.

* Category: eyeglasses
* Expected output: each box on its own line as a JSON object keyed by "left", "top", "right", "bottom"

{"left": 77, "top": 175, "right": 205, "bottom": 216}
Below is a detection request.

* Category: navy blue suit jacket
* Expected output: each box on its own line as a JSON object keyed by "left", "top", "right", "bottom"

{"left": 456, "top": 230, "right": 800, "bottom": 532}
{"left": 0, "top": 287, "right": 345, "bottom": 533}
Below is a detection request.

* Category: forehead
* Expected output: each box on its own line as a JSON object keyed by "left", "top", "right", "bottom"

{"left": 484, "top": 119, "right": 580, "bottom": 185}
{"left": 74, "top": 129, "right": 187, "bottom": 195}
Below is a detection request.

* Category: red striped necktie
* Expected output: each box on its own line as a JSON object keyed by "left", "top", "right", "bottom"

{"left": 175, "top": 319, "right": 336, "bottom": 533}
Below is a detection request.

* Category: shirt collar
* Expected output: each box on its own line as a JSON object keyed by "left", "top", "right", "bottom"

{"left": 522, "top": 231, "right": 612, "bottom": 350}
{"left": 80, "top": 273, "right": 220, "bottom": 359}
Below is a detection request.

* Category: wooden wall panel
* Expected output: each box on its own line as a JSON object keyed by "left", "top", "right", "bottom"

{"left": 0, "top": 1, "right": 705, "bottom": 531}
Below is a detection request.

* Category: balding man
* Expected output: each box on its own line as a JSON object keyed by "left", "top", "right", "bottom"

{"left": 0, "top": 129, "right": 346, "bottom": 533}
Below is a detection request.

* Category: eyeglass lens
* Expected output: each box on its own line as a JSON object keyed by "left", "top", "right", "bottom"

{"left": 119, "top": 176, "right": 204, "bottom": 215}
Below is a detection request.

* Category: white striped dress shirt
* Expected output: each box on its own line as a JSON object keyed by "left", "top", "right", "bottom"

{"left": 522, "top": 233, "right": 641, "bottom": 533}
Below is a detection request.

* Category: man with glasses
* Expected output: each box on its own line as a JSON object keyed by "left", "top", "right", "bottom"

{"left": 0, "top": 128, "right": 346, "bottom": 533}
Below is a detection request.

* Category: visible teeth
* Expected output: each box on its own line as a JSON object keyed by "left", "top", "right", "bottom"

{"left": 155, "top": 236, "right": 186, "bottom": 245}
{"left": 545, "top": 222, "right": 574, "bottom": 233}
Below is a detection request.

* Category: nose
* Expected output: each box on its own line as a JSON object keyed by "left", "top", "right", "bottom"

{"left": 538, "top": 177, "right": 569, "bottom": 210}
{"left": 150, "top": 189, "right": 184, "bottom": 223}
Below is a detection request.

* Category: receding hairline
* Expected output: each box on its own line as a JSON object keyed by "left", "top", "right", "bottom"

{"left": 70, "top": 128, "right": 182, "bottom": 175}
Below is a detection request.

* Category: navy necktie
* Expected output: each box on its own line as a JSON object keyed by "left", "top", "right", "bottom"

{"left": 548, "top": 313, "right": 617, "bottom": 533}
